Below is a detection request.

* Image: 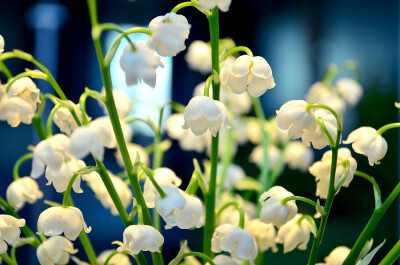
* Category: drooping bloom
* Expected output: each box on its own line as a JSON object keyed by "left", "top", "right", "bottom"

{"left": 249, "top": 144, "right": 281, "bottom": 170}
{"left": 336, "top": 78, "right": 363, "bottom": 106}
{"left": 54, "top": 101, "right": 85, "bottom": 136}
{"left": 114, "top": 143, "right": 149, "bottom": 169}
{"left": 167, "top": 193, "right": 204, "bottom": 229}
{"left": 284, "top": 141, "right": 314, "bottom": 172}
{"left": 198, "top": 0, "right": 232, "bottom": 12}
{"left": 143, "top": 167, "right": 182, "bottom": 208}
{"left": 246, "top": 219, "right": 278, "bottom": 252}
{"left": 7, "top": 77, "right": 40, "bottom": 109}
{"left": 259, "top": 186, "right": 298, "bottom": 227}
{"left": 120, "top": 42, "right": 164, "bottom": 87}
{"left": 117, "top": 225, "right": 164, "bottom": 254}
{"left": 318, "top": 246, "right": 352, "bottom": 265}
{"left": 147, "top": 13, "right": 191, "bottom": 57}
{"left": 185, "top": 40, "right": 212, "bottom": 74}
{"left": 276, "top": 100, "right": 318, "bottom": 140}
{"left": 218, "top": 163, "right": 246, "bottom": 190}
{"left": 36, "top": 236, "right": 78, "bottom": 265}
{"left": 154, "top": 187, "right": 186, "bottom": 228}
{"left": 276, "top": 214, "right": 316, "bottom": 253}
{"left": 99, "top": 89, "right": 132, "bottom": 118}
{"left": 211, "top": 224, "right": 258, "bottom": 265}
{"left": 37, "top": 206, "right": 91, "bottom": 241}
{"left": 343, "top": 126, "right": 387, "bottom": 166}
{"left": 182, "top": 96, "right": 229, "bottom": 137}
{"left": 221, "top": 55, "right": 275, "bottom": 97}
{"left": 97, "top": 250, "right": 132, "bottom": 265}
{"left": 309, "top": 148, "right": 357, "bottom": 199}
{"left": 6, "top": 177, "right": 43, "bottom": 211}
{"left": 0, "top": 215, "right": 26, "bottom": 254}
{"left": 0, "top": 34, "right": 4, "bottom": 54}
{"left": 306, "top": 82, "right": 346, "bottom": 114}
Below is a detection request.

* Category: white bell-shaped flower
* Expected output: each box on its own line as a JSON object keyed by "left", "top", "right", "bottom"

{"left": 221, "top": 55, "right": 275, "bottom": 97}
{"left": 276, "top": 100, "right": 318, "bottom": 140}
{"left": 6, "top": 177, "right": 43, "bottom": 211}
{"left": 36, "top": 236, "right": 78, "bottom": 265}
{"left": 336, "top": 78, "right": 363, "bottom": 106}
{"left": 211, "top": 255, "right": 239, "bottom": 265}
{"left": 246, "top": 219, "right": 278, "bottom": 252}
{"left": 218, "top": 163, "right": 246, "bottom": 190}
{"left": 198, "top": 0, "right": 232, "bottom": 12}
{"left": 283, "top": 141, "right": 314, "bottom": 172}
{"left": 167, "top": 193, "right": 204, "bottom": 229}
{"left": 117, "top": 225, "right": 164, "bottom": 254}
{"left": 309, "top": 148, "right": 357, "bottom": 199}
{"left": 319, "top": 246, "right": 355, "bottom": 265}
{"left": 31, "top": 134, "right": 71, "bottom": 178}
{"left": 306, "top": 82, "right": 346, "bottom": 114}
{"left": 276, "top": 214, "right": 315, "bottom": 253}
{"left": 45, "top": 158, "right": 86, "bottom": 193}
{"left": 98, "top": 89, "right": 132, "bottom": 118}
{"left": 182, "top": 96, "right": 229, "bottom": 137}
{"left": 97, "top": 249, "right": 132, "bottom": 265}
{"left": 211, "top": 224, "right": 258, "bottom": 265}
{"left": 185, "top": 40, "right": 212, "bottom": 74}
{"left": 37, "top": 206, "right": 91, "bottom": 241}
{"left": 147, "top": 13, "right": 191, "bottom": 57}
{"left": 54, "top": 101, "right": 85, "bottom": 136}
{"left": 259, "top": 186, "right": 297, "bottom": 228}
{"left": 154, "top": 187, "right": 186, "bottom": 228}
{"left": 0, "top": 95, "right": 35, "bottom": 127}
{"left": 249, "top": 144, "right": 281, "bottom": 170}
{"left": 0, "top": 215, "right": 26, "bottom": 254}
{"left": 246, "top": 118, "right": 289, "bottom": 146}
{"left": 7, "top": 77, "right": 40, "bottom": 109}
{"left": 343, "top": 126, "right": 387, "bottom": 166}
{"left": 143, "top": 168, "right": 182, "bottom": 208}
{"left": 120, "top": 42, "right": 164, "bottom": 87}
{"left": 114, "top": 143, "right": 149, "bottom": 169}
{"left": 0, "top": 34, "right": 4, "bottom": 54}
{"left": 83, "top": 171, "right": 132, "bottom": 216}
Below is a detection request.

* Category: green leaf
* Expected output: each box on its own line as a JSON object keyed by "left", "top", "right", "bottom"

{"left": 359, "top": 239, "right": 385, "bottom": 265}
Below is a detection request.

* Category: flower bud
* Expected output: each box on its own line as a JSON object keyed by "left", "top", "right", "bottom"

{"left": 6, "top": 177, "right": 43, "bottom": 211}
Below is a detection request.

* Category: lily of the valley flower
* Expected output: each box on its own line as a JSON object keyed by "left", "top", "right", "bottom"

{"left": 250, "top": 144, "right": 281, "bottom": 170}
{"left": 154, "top": 187, "right": 186, "bottom": 228}
{"left": 336, "top": 78, "right": 363, "bottom": 106}
{"left": 182, "top": 96, "right": 229, "bottom": 137}
{"left": 309, "top": 148, "right": 357, "bottom": 199}
{"left": 284, "top": 141, "right": 314, "bottom": 172}
{"left": 6, "top": 177, "right": 43, "bottom": 211}
{"left": 143, "top": 167, "right": 182, "bottom": 208}
{"left": 343, "top": 126, "right": 387, "bottom": 166}
{"left": 0, "top": 34, "right": 4, "bottom": 54}
{"left": 114, "top": 143, "right": 149, "bottom": 169}
{"left": 185, "top": 41, "right": 212, "bottom": 74}
{"left": 246, "top": 219, "right": 277, "bottom": 252}
{"left": 37, "top": 206, "right": 91, "bottom": 241}
{"left": 54, "top": 101, "right": 85, "bottom": 136}
{"left": 276, "top": 214, "right": 315, "bottom": 253}
{"left": 0, "top": 215, "right": 26, "bottom": 254}
{"left": 218, "top": 163, "right": 246, "bottom": 190}
{"left": 211, "top": 224, "right": 258, "bottom": 265}
{"left": 276, "top": 100, "right": 317, "bottom": 140}
{"left": 8, "top": 77, "right": 40, "bottom": 109}
{"left": 147, "top": 13, "right": 191, "bottom": 57}
{"left": 259, "top": 186, "right": 298, "bottom": 227}
{"left": 45, "top": 158, "right": 86, "bottom": 193}
{"left": 198, "top": 0, "right": 232, "bottom": 12}
{"left": 117, "top": 225, "right": 164, "bottom": 254}
{"left": 306, "top": 82, "right": 346, "bottom": 114}
{"left": 97, "top": 250, "right": 132, "bottom": 265}
{"left": 221, "top": 55, "right": 275, "bottom": 97}
{"left": 168, "top": 193, "right": 204, "bottom": 229}
{"left": 212, "top": 255, "right": 239, "bottom": 265}
{"left": 99, "top": 89, "right": 132, "bottom": 118}
{"left": 36, "top": 236, "right": 78, "bottom": 265}
{"left": 316, "top": 246, "right": 354, "bottom": 265}
{"left": 120, "top": 42, "right": 163, "bottom": 87}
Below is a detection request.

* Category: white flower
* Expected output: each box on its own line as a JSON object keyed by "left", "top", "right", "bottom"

{"left": 249, "top": 144, "right": 281, "bottom": 170}
{"left": 182, "top": 96, "right": 229, "bottom": 137}
{"left": 114, "top": 143, "right": 149, "bottom": 169}
{"left": 98, "top": 89, "right": 132, "bottom": 118}
{"left": 306, "top": 82, "right": 346, "bottom": 114}
{"left": 336, "top": 78, "right": 363, "bottom": 106}
{"left": 143, "top": 167, "right": 182, "bottom": 208}
{"left": 185, "top": 41, "right": 212, "bottom": 74}
{"left": 97, "top": 250, "right": 132, "bottom": 265}
{"left": 45, "top": 158, "right": 86, "bottom": 193}
{"left": 221, "top": 55, "right": 275, "bottom": 97}
{"left": 37, "top": 206, "right": 91, "bottom": 240}
{"left": 167, "top": 193, "right": 204, "bottom": 229}
{"left": 218, "top": 163, "right": 245, "bottom": 190}
{"left": 83, "top": 171, "right": 132, "bottom": 216}
{"left": 395, "top": 102, "right": 400, "bottom": 109}
{"left": 117, "top": 225, "right": 164, "bottom": 254}
{"left": 147, "top": 13, "right": 191, "bottom": 57}
{"left": 120, "top": 42, "right": 163, "bottom": 87}
{"left": 198, "top": 0, "right": 232, "bottom": 12}
{"left": 283, "top": 141, "right": 314, "bottom": 172}
{"left": 154, "top": 187, "right": 186, "bottom": 228}
{"left": 309, "top": 148, "right": 357, "bottom": 199}
{"left": 211, "top": 224, "right": 258, "bottom": 265}
{"left": 276, "top": 100, "right": 318, "bottom": 140}
{"left": 54, "top": 101, "right": 85, "bottom": 136}
{"left": 0, "top": 215, "right": 26, "bottom": 254}
{"left": 31, "top": 134, "right": 71, "bottom": 178}
{"left": 276, "top": 214, "right": 315, "bottom": 253}
{"left": 7, "top": 77, "right": 40, "bottom": 109}
{"left": 6, "top": 177, "right": 43, "bottom": 211}
{"left": 211, "top": 255, "right": 239, "bottom": 265}
{"left": 259, "top": 186, "right": 297, "bottom": 227}
{"left": 0, "top": 95, "right": 35, "bottom": 127}
{"left": 246, "top": 219, "right": 277, "bottom": 252}
{"left": 36, "top": 236, "right": 78, "bottom": 265}
{"left": 0, "top": 34, "right": 4, "bottom": 54}
{"left": 343, "top": 127, "right": 387, "bottom": 166}
{"left": 217, "top": 193, "right": 257, "bottom": 226}
{"left": 301, "top": 109, "right": 338, "bottom": 149}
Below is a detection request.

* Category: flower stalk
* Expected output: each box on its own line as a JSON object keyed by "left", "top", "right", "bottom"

{"left": 12, "top": 153, "right": 33, "bottom": 180}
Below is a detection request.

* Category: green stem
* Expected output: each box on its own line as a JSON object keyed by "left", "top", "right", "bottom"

{"left": 0, "top": 254, "right": 18, "bottom": 265}
{"left": 220, "top": 46, "right": 253, "bottom": 62}
{"left": 104, "top": 250, "right": 142, "bottom": 265}
{"left": 376, "top": 122, "right": 400, "bottom": 135}
{"left": 217, "top": 128, "right": 234, "bottom": 193}
{"left": 137, "top": 205, "right": 144, "bottom": 225}
{"left": 216, "top": 202, "right": 245, "bottom": 228}
{"left": 62, "top": 173, "right": 79, "bottom": 208}
{"left": 10, "top": 247, "right": 17, "bottom": 263}
{"left": 46, "top": 104, "right": 62, "bottom": 137}
{"left": 171, "top": 1, "right": 209, "bottom": 15}
{"left": 317, "top": 118, "right": 335, "bottom": 147}
{"left": 12, "top": 153, "right": 33, "bottom": 180}
{"left": 204, "top": 74, "right": 214, "bottom": 97}
{"left": 379, "top": 240, "right": 400, "bottom": 265}
{"left": 0, "top": 59, "right": 13, "bottom": 80}
{"left": 203, "top": 7, "right": 220, "bottom": 260}
{"left": 342, "top": 182, "right": 400, "bottom": 265}
{"left": 179, "top": 252, "right": 216, "bottom": 265}
{"left": 281, "top": 196, "right": 316, "bottom": 208}
{"left": 134, "top": 162, "right": 166, "bottom": 198}
{"left": 32, "top": 117, "right": 47, "bottom": 140}
{"left": 306, "top": 103, "right": 342, "bottom": 132}
{"left": 79, "top": 89, "right": 105, "bottom": 125}
{"left": 354, "top": 171, "right": 382, "bottom": 209}
{"left": 5, "top": 71, "right": 47, "bottom": 93}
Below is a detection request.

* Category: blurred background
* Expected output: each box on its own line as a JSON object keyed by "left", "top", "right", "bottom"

{"left": 0, "top": 0, "right": 399, "bottom": 264}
